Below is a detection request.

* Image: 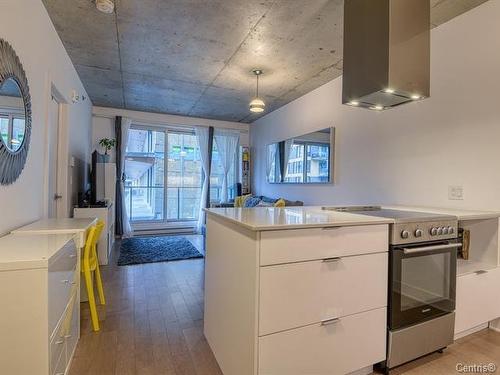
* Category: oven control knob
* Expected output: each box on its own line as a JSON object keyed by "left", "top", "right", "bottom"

{"left": 401, "top": 230, "right": 410, "bottom": 239}
{"left": 448, "top": 226, "right": 455, "bottom": 234}
{"left": 437, "top": 227, "right": 443, "bottom": 235}
{"left": 415, "top": 229, "right": 423, "bottom": 237}
{"left": 430, "top": 227, "right": 438, "bottom": 236}
{"left": 442, "top": 227, "right": 449, "bottom": 235}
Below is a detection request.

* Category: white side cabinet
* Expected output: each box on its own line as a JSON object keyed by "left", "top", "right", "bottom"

{"left": 204, "top": 216, "right": 389, "bottom": 375}
{"left": 74, "top": 203, "right": 114, "bottom": 265}
{"left": 455, "top": 217, "right": 500, "bottom": 337}
{"left": 455, "top": 267, "right": 500, "bottom": 336}
{"left": 0, "top": 234, "right": 80, "bottom": 375}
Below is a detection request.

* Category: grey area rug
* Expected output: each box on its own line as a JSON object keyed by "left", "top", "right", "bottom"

{"left": 118, "top": 236, "right": 203, "bottom": 266}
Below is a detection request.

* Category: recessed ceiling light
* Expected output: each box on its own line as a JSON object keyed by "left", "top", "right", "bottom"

{"left": 384, "top": 88, "right": 395, "bottom": 94}
{"left": 96, "top": 0, "right": 114, "bottom": 14}
{"left": 371, "top": 105, "right": 384, "bottom": 111}
{"left": 411, "top": 94, "right": 421, "bottom": 100}
{"left": 348, "top": 100, "right": 359, "bottom": 106}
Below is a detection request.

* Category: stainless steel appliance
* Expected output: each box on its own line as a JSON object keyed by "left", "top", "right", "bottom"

{"left": 323, "top": 206, "right": 461, "bottom": 372}
{"left": 342, "top": 0, "right": 430, "bottom": 110}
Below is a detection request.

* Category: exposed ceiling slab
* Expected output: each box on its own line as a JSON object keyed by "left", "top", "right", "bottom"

{"left": 42, "top": 0, "right": 489, "bottom": 123}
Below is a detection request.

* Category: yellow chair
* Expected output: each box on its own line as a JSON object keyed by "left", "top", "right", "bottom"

{"left": 82, "top": 220, "right": 106, "bottom": 331}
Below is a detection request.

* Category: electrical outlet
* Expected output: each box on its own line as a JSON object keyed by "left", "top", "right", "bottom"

{"left": 448, "top": 185, "right": 464, "bottom": 200}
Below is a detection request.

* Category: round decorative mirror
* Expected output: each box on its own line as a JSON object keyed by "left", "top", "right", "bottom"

{"left": 0, "top": 78, "right": 26, "bottom": 152}
{"left": 0, "top": 39, "right": 32, "bottom": 185}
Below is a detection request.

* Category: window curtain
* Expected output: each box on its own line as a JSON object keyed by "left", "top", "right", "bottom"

{"left": 284, "top": 139, "right": 294, "bottom": 177}
{"left": 115, "top": 116, "right": 133, "bottom": 237}
{"left": 278, "top": 139, "right": 294, "bottom": 182}
{"left": 195, "top": 126, "right": 210, "bottom": 233}
{"left": 266, "top": 143, "right": 277, "bottom": 182}
{"left": 214, "top": 129, "right": 240, "bottom": 202}
{"left": 278, "top": 141, "right": 285, "bottom": 182}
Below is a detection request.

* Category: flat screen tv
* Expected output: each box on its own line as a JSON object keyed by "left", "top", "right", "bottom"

{"left": 90, "top": 150, "right": 106, "bottom": 205}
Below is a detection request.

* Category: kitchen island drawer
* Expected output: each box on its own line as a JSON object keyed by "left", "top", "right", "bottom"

{"left": 259, "top": 252, "right": 387, "bottom": 335}
{"left": 260, "top": 224, "right": 388, "bottom": 266}
{"left": 258, "top": 307, "right": 387, "bottom": 375}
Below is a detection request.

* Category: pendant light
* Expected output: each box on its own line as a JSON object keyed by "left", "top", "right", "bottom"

{"left": 249, "top": 69, "right": 265, "bottom": 113}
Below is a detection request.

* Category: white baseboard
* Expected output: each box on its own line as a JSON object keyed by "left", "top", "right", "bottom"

{"left": 454, "top": 323, "right": 489, "bottom": 340}
{"left": 489, "top": 318, "right": 500, "bottom": 332}
{"left": 133, "top": 227, "right": 196, "bottom": 236}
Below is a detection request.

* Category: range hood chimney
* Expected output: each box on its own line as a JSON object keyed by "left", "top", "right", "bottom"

{"left": 342, "top": 0, "right": 430, "bottom": 110}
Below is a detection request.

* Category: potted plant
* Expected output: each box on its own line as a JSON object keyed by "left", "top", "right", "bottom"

{"left": 98, "top": 138, "right": 116, "bottom": 162}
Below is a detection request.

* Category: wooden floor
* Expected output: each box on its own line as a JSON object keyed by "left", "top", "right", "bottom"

{"left": 70, "top": 235, "right": 500, "bottom": 375}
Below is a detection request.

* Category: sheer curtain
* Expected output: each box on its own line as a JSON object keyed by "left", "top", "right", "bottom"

{"left": 214, "top": 129, "right": 240, "bottom": 202}
{"left": 195, "top": 126, "right": 210, "bottom": 233}
{"left": 115, "top": 116, "right": 133, "bottom": 237}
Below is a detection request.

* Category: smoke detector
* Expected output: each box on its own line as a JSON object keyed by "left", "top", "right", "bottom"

{"left": 96, "top": 0, "right": 114, "bottom": 14}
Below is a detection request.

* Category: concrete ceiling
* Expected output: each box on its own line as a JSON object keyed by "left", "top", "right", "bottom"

{"left": 42, "top": 0, "right": 488, "bottom": 123}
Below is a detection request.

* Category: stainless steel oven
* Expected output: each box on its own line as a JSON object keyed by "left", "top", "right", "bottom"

{"left": 389, "top": 239, "right": 459, "bottom": 330}
{"left": 322, "top": 206, "right": 462, "bottom": 371}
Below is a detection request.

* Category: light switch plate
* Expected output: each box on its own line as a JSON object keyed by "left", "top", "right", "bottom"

{"left": 448, "top": 185, "right": 464, "bottom": 200}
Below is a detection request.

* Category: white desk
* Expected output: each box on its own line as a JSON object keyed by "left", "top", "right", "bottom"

{"left": 11, "top": 218, "right": 97, "bottom": 248}
{"left": 11, "top": 217, "right": 99, "bottom": 305}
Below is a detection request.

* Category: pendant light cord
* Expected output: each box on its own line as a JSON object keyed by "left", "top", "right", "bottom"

{"left": 256, "top": 74, "right": 259, "bottom": 98}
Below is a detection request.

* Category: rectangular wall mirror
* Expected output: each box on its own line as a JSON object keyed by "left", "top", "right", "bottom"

{"left": 266, "top": 127, "right": 335, "bottom": 184}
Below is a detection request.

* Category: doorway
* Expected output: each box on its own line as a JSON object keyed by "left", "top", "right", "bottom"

{"left": 47, "top": 90, "right": 65, "bottom": 218}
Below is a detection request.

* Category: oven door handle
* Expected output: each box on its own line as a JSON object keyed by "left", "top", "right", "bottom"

{"left": 402, "top": 243, "right": 462, "bottom": 254}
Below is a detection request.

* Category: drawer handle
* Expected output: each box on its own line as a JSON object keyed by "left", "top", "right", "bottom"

{"left": 475, "top": 270, "right": 488, "bottom": 275}
{"left": 321, "top": 317, "right": 340, "bottom": 326}
{"left": 61, "top": 279, "right": 70, "bottom": 284}
{"left": 64, "top": 334, "right": 72, "bottom": 339}
{"left": 69, "top": 254, "right": 77, "bottom": 258}
{"left": 322, "top": 257, "right": 341, "bottom": 263}
{"left": 55, "top": 339, "right": 64, "bottom": 345}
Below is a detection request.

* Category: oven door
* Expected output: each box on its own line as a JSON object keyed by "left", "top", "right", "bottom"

{"left": 389, "top": 240, "right": 459, "bottom": 330}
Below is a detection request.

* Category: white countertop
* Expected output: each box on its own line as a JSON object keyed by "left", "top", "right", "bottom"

{"left": 0, "top": 233, "right": 75, "bottom": 271}
{"left": 205, "top": 206, "right": 393, "bottom": 231}
{"left": 11, "top": 218, "right": 97, "bottom": 235}
{"left": 382, "top": 205, "right": 500, "bottom": 221}
{"left": 205, "top": 205, "right": 500, "bottom": 231}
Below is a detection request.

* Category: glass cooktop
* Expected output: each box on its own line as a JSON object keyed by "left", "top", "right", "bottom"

{"left": 322, "top": 206, "right": 457, "bottom": 223}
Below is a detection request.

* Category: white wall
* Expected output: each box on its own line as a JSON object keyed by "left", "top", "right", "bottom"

{"left": 251, "top": 0, "right": 500, "bottom": 211}
{"left": 92, "top": 106, "right": 250, "bottom": 162}
{"left": 0, "top": 0, "right": 92, "bottom": 235}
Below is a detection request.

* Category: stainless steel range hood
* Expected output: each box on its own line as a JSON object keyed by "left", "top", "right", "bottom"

{"left": 342, "top": 0, "right": 430, "bottom": 110}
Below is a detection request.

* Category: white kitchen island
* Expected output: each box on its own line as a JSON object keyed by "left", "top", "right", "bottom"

{"left": 204, "top": 207, "right": 393, "bottom": 375}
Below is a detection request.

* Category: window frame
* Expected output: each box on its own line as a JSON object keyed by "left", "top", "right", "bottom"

{"left": 0, "top": 109, "right": 25, "bottom": 151}
{"left": 125, "top": 124, "right": 204, "bottom": 224}
{"left": 283, "top": 140, "right": 330, "bottom": 183}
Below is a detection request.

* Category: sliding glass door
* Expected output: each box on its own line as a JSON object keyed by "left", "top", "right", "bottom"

{"left": 166, "top": 132, "right": 202, "bottom": 221}
{"left": 124, "top": 126, "right": 202, "bottom": 225}
{"left": 124, "top": 128, "right": 165, "bottom": 222}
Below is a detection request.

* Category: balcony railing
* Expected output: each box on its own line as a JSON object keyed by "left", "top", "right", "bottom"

{"left": 124, "top": 185, "right": 229, "bottom": 222}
